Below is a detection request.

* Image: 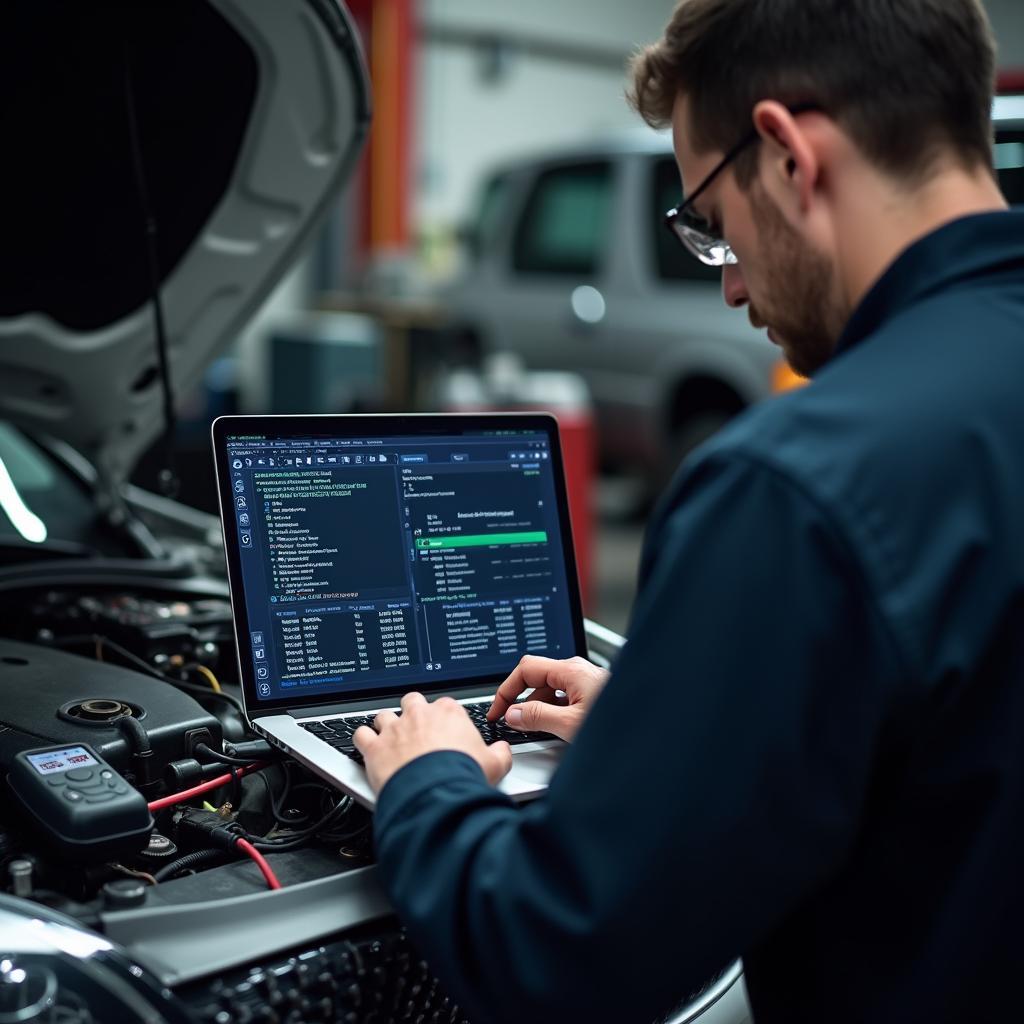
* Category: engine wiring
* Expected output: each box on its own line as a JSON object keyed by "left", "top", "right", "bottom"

{"left": 22, "top": 626, "right": 371, "bottom": 895}
{"left": 147, "top": 762, "right": 267, "bottom": 813}
{"left": 185, "top": 662, "right": 222, "bottom": 693}
{"left": 53, "top": 631, "right": 248, "bottom": 717}
{"left": 236, "top": 838, "right": 281, "bottom": 890}
{"left": 145, "top": 754, "right": 370, "bottom": 894}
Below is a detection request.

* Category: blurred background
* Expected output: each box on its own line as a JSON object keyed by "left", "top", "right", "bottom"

{"left": 131, "top": 0, "right": 1024, "bottom": 635}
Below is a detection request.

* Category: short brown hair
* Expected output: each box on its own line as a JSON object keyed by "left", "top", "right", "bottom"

{"left": 628, "top": 0, "right": 997, "bottom": 186}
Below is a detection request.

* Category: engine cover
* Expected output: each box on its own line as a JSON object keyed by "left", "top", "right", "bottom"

{"left": 0, "top": 638, "right": 221, "bottom": 779}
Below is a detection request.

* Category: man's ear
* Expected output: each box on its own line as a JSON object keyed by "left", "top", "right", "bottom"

{"left": 751, "top": 100, "right": 820, "bottom": 215}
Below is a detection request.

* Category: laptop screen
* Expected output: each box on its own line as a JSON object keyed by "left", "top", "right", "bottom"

{"left": 213, "top": 414, "right": 586, "bottom": 712}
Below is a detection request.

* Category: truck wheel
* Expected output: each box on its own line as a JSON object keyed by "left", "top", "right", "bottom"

{"left": 657, "top": 410, "right": 735, "bottom": 494}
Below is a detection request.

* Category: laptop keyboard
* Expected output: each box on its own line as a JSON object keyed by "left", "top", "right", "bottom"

{"left": 299, "top": 703, "right": 557, "bottom": 767}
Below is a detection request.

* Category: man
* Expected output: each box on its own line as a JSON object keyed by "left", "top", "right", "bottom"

{"left": 353, "top": 2, "right": 1023, "bottom": 1020}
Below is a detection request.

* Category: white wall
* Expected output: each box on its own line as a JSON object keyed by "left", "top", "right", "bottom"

{"left": 416, "top": 0, "right": 1024, "bottom": 234}
{"left": 416, "top": 0, "right": 674, "bottom": 229}
{"left": 985, "top": 0, "right": 1024, "bottom": 68}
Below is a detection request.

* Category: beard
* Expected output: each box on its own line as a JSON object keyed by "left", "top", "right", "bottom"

{"left": 747, "top": 184, "right": 847, "bottom": 378}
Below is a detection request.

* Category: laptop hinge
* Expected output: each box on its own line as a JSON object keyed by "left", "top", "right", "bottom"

{"left": 288, "top": 683, "right": 498, "bottom": 719}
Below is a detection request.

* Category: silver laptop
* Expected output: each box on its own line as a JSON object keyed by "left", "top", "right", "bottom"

{"left": 212, "top": 413, "right": 588, "bottom": 808}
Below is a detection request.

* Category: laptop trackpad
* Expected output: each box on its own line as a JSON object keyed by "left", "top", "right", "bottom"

{"left": 500, "top": 743, "right": 564, "bottom": 801}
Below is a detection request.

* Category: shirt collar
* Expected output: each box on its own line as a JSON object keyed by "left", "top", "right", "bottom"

{"left": 836, "top": 209, "right": 1024, "bottom": 356}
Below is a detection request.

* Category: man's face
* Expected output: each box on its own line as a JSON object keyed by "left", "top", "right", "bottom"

{"left": 671, "top": 97, "right": 846, "bottom": 377}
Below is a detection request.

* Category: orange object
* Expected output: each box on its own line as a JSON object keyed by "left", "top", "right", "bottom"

{"left": 772, "top": 359, "right": 808, "bottom": 394}
{"left": 347, "top": 0, "right": 415, "bottom": 257}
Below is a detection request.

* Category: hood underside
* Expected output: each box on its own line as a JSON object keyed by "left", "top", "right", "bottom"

{"left": 0, "top": 0, "right": 370, "bottom": 488}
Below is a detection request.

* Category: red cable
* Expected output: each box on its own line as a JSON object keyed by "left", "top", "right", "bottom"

{"left": 235, "top": 837, "right": 282, "bottom": 890}
{"left": 147, "top": 762, "right": 267, "bottom": 813}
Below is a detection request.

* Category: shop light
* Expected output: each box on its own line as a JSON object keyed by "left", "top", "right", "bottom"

{"left": 0, "top": 454, "right": 47, "bottom": 543}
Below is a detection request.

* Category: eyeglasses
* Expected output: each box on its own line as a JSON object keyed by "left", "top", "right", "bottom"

{"left": 663, "top": 103, "right": 820, "bottom": 267}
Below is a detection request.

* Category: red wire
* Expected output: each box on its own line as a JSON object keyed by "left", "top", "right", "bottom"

{"left": 146, "top": 762, "right": 267, "bottom": 813}
{"left": 235, "top": 837, "right": 282, "bottom": 890}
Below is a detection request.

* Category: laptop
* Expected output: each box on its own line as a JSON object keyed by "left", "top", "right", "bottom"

{"left": 211, "top": 413, "right": 589, "bottom": 808}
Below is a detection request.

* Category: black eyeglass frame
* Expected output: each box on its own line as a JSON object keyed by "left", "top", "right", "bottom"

{"left": 663, "top": 102, "right": 822, "bottom": 266}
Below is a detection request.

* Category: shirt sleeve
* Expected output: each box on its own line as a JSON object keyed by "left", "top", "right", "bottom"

{"left": 373, "top": 449, "right": 908, "bottom": 1024}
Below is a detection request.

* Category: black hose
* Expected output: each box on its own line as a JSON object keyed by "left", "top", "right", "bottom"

{"left": 117, "top": 714, "right": 157, "bottom": 789}
{"left": 153, "top": 848, "right": 231, "bottom": 883}
{"left": 193, "top": 742, "right": 253, "bottom": 767}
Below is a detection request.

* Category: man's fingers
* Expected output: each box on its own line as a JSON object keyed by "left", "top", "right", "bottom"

{"left": 487, "top": 656, "right": 561, "bottom": 720}
{"left": 504, "top": 698, "right": 575, "bottom": 741}
{"left": 352, "top": 725, "right": 377, "bottom": 752}
{"left": 401, "top": 691, "right": 428, "bottom": 713}
{"left": 484, "top": 740, "right": 513, "bottom": 784}
{"left": 373, "top": 709, "right": 399, "bottom": 731}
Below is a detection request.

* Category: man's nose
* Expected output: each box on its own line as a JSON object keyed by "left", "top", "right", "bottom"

{"left": 722, "top": 263, "right": 748, "bottom": 309}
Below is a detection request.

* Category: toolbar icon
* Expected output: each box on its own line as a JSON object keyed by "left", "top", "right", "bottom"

{"left": 259, "top": 683, "right": 271, "bottom": 697}
{"left": 256, "top": 666, "right": 269, "bottom": 680}
{"left": 245, "top": 458, "right": 253, "bottom": 467}
{"left": 240, "top": 531, "right": 252, "bottom": 548}
{"left": 232, "top": 459, "right": 243, "bottom": 469}
{"left": 251, "top": 631, "right": 264, "bottom": 645}
{"left": 239, "top": 513, "right": 250, "bottom": 526}
{"left": 234, "top": 480, "right": 245, "bottom": 494}
{"left": 253, "top": 647, "right": 265, "bottom": 661}
{"left": 235, "top": 496, "right": 247, "bottom": 509}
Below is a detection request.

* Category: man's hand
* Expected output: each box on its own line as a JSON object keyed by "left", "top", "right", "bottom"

{"left": 353, "top": 692, "right": 513, "bottom": 795}
{"left": 487, "top": 655, "right": 609, "bottom": 742}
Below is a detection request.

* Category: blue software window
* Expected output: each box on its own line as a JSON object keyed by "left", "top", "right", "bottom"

{"left": 224, "top": 432, "right": 577, "bottom": 703}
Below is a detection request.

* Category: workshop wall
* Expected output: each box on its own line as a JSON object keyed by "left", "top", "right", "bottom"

{"left": 416, "top": 0, "right": 672, "bottom": 231}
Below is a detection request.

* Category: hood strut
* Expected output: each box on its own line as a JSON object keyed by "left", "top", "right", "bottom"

{"left": 123, "top": 37, "right": 179, "bottom": 502}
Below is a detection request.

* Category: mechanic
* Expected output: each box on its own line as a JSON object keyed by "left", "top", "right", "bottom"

{"left": 353, "top": 1, "right": 1023, "bottom": 1021}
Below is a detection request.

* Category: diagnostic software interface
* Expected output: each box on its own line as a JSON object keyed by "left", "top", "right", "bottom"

{"left": 223, "top": 428, "right": 578, "bottom": 703}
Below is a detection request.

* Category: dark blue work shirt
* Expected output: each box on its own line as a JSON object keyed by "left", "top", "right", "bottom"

{"left": 374, "top": 210, "right": 1024, "bottom": 1023}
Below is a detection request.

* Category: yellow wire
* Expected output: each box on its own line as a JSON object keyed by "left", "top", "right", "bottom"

{"left": 203, "top": 801, "right": 218, "bottom": 813}
{"left": 191, "top": 664, "right": 222, "bottom": 693}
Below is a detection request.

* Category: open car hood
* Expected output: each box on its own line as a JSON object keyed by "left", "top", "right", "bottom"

{"left": 0, "top": 0, "right": 370, "bottom": 491}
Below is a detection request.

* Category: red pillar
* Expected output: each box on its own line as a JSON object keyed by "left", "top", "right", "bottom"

{"left": 347, "top": 0, "right": 415, "bottom": 261}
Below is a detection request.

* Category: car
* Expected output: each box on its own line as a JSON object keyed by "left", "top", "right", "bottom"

{"left": 0, "top": 5, "right": 750, "bottom": 1022}
{"left": 444, "top": 95, "right": 1024, "bottom": 492}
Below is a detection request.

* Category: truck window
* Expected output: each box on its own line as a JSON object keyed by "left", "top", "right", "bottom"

{"left": 512, "top": 162, "right": 612, "bottom": 276}
{"left": 653, "top": 157, "right": 722, "bottom": 285}
{"left": 464, "top": 171, "right": 512, "bottom": 262}
{"left": 995, "top": 130, "right": 1024, "bottom": 205}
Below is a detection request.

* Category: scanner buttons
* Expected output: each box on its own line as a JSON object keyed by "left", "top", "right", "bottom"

{"left": 56, "top": 766, "right": 131, "bottom": 803}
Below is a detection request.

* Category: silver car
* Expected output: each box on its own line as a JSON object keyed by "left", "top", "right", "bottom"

{"left": 445, "top": 134, "right": 783, "bottom": 490}
{"left": 446, "top": 97, "right": 1024, "bottom": 489}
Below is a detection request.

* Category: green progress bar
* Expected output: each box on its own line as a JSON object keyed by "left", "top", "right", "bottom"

{"left": 416, "top": 531, "right": 548, "bottom": 550}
